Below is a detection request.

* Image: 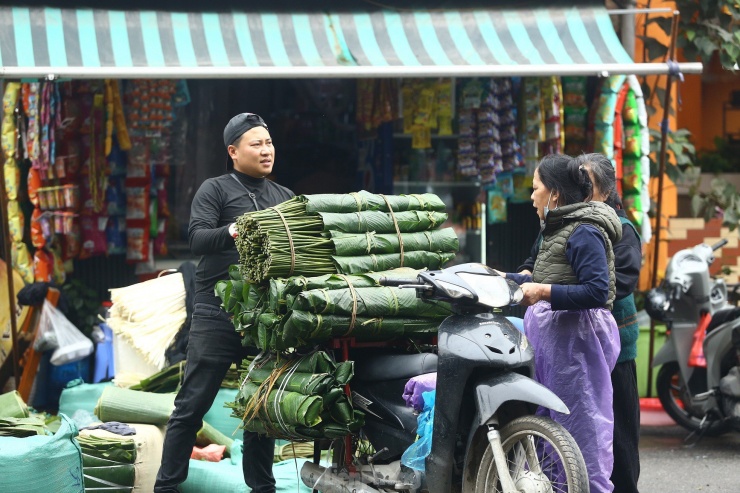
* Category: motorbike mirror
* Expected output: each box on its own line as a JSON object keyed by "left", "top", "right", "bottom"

{"left": 711, "top": 239, "right": 728, "bottom": 251}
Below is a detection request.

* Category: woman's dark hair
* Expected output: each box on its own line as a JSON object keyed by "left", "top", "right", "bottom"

{"left": 573, "top": 153, "right": 618, "bottom": 207}
{"left": 535, "top": 154, "right": 593, "bottom": 206}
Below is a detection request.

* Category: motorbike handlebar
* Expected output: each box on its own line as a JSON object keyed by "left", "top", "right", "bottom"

{"left": 711, "top": 239, "right": 729, "bottom": 251}
{"left": 378, "top": 277, "right": 420, "bottom": 287}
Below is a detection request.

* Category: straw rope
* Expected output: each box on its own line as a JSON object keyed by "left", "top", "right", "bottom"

{"left": 271, "top": 206, "right": 296, "bottom": 276}
{"left": 350, "top": 191, "right": 363, "bottom": 212}
{"left": 337, "top": 274, "right": 359, "bottom": 336}
{"left": 380, "top": 194, "right": 405, "bottom": 267}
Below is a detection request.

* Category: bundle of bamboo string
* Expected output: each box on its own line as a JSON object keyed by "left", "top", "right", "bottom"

{"left": 108, "top": 273, "right": 186, "bottom": 370}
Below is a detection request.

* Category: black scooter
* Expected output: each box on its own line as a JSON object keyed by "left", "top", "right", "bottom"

{"left": 301, "top": 263, "right": 588, "bottom": 493}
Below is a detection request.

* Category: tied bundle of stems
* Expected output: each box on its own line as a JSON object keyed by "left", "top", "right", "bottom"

{"left": 129, "top": 361, "right": 185, "bottom": 393}
{"left": 235, "top": 199, "right": 334, "bottom": 282}
{"left": 233, "top": 194, "right": 452, "bottom": 283}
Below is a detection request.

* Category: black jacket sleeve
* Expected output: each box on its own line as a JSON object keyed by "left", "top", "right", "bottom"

{"left": 614, "top": 222, "right": 642, "bottom": 300}
{"left": 188, "top": 179, "right": 232, "bottom": 256}
{"left": 517, "top": 233, "right": 541, "bottom": 273}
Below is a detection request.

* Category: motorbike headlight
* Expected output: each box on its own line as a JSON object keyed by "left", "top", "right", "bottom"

{"left": 436, "top": 280, "right": 474, "bottom": 299}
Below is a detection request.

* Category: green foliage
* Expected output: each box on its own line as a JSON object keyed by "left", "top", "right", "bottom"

{"left": 645, "top": 1, "right": 740, "bottom": 70}
{"left": 648, "top": 127, "right": 700, "bottom": 185}
{"left": 641, "top": 3, "right": 740, "bottom": 231}
{"left": 692, "top": 176, "right": 740, "bottom": 230}
{"left": 694, "top": 137, "right": 740, "bottom": 173}
{"left": 644, "top": 126, "right": 740, "bottom": 231}
{"left": 61, "top": 279, "right": 101, "bottom": 338}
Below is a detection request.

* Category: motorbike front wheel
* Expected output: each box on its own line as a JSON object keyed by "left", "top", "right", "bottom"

{"left": 473, "top": 415, "right": 588, "bottom": 493}
{"left": 656, "top": 362, "right": 729, "bottom": 436}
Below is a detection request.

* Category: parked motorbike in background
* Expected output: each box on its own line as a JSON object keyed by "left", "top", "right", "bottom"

{"left": 301, "top": 263, "right": 589, "bottom": 492}
{"left": 647, "top": 239, "right": 740, "bottom": 435}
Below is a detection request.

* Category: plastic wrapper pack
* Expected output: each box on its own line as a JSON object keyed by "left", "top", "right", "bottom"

{"left": 622, "top": 193, "right": 643, "bottom": 226}
{"left": 524, "top": 302, "right": 620, "bottom": 493}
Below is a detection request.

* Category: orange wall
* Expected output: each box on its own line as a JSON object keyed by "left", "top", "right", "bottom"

{"left": 686, "top": 55, "right": 740, "bottom": 151}
{"left": 632, "top": 1, "right": 740, "bottom": 289}
{"left": 677, "top": 63, "right": 703, "bottom": 150}
{"left": 636, "top": 2, "right": 740, "bottom": 151}
{"left": 633, "top": 1, "right": 678, "bottom": 289}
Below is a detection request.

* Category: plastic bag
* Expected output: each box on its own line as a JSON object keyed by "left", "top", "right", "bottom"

{"left": 401, "top": 390, "right": 435, "bottom": 471}
{"left": 524, "top": 302, "right": 620, "bottom": 493}
{"left": 35, "top": 300, "right": 94, "bottom": 366}
{"left": 191, "top": 444, "right": 226, "bottom": 462}
{"left": 403, "top": 373, "right": 437, "bottom": 412}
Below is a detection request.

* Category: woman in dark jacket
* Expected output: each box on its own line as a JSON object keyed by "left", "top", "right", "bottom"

{"left": 504, "top": 154, "right": 622, "bottom": 493}
{"left": 517, "top": 153, "right": 642, "bottom": 493}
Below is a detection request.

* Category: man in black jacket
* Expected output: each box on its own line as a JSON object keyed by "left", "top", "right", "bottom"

{"left": 155, "top": 113, "right": 294, "bottom": 493}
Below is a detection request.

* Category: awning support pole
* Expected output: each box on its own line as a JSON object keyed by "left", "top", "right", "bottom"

{"left": 0, "top": 79, "right": 22, "bottom": 388}
{"left": 0, "top": 62, "right": 704, "bottom": 80}
{"left": 620, "top": 1, "right": 637, "bottom": 59}
{"left": 647, "top": 10, "right": 681, "bottom": 397}
{"left": 608, "top": 7, "right": 673, "bottom": 15}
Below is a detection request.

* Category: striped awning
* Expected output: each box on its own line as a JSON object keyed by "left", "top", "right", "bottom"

{"left": 0, "top": 6, "right": 702, "bottom": 78}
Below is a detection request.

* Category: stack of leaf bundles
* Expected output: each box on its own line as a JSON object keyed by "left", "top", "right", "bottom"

{"left": 217, "top": 267, "right": 452, "bottom": 351}
{"left": 229, "top": 351, "right": 363, "bottom": 441}
{"left": 234, "top": 191, "right": 457, "bottom": 283}
{"left": 129, "top": 361, "right": 240, "bottom": 392}
{"left": 0, "top": 390, "right": 44, "bottom": 438}
{"left": 77, "top": 434, "right": 137, "bottom": 491}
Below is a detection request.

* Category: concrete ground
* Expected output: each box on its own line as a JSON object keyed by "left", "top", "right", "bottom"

{"left": 637, "top": 398, "right": 740, "bottom": 493}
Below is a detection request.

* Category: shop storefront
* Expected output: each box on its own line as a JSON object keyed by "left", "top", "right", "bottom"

{"left": 0, "top": 3, "right": 705, "bottom": 490}
{"left": 1, "top": 4, "right": 701, "bottom": 366}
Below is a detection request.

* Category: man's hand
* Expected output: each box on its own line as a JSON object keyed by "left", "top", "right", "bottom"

{"left": 519, "top": 269, "right": 532, "bottom": 276}
{"left": 519, "top": 282, "right": 551, "bottom": 306}
{"left": 228, "top": 223, "right": 238, "bottom": 239}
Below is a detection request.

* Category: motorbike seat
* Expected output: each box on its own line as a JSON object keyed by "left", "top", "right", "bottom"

{"left": 708, "top": 307, "right": 740, "bottom": 334}
{"left": 353, "top": 352, "right": 438, "bottom": 383}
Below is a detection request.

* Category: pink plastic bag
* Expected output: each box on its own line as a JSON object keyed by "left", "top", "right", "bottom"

{"left": 191, "top": 444, "right": 226, "bottom": 462}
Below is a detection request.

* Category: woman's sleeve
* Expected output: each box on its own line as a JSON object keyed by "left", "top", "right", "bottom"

{"left": 516, "top": 233, "right": 541, "bottom": 273}
{"left": 188, "top": 180, "right": 232, "bottom": 256}
{"left": 614, "top": 224, "right": 642, "bottom": 299}
{"left": 550, "top": 225, "right": 610, "bottom": 310}
{"left": 506, "top": 273, "right": 532, "bottom": 285}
